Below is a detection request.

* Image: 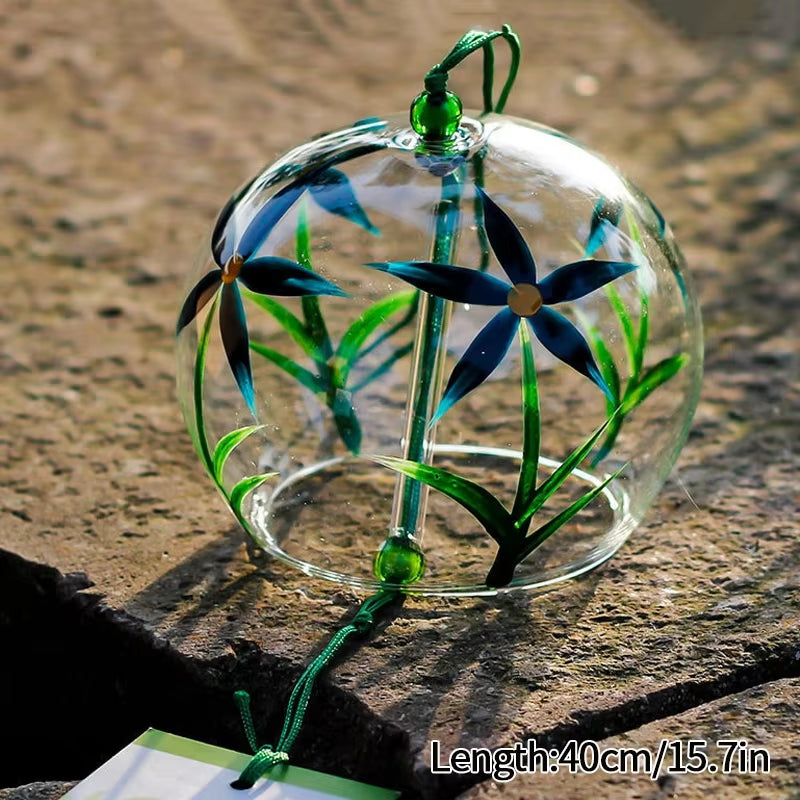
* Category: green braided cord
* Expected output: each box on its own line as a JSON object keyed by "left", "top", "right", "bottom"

{"left": 492, "top": 25, "right": 521, "bottom": 113}
{"left": 423, "top": 71, "right": 449, "bottom": 97}
{"left": 481, "top": 41, "right": 495, "bottom": 114}
{"left": 231, "top": 748, "right": 289, "bottom": 790}
{"left": 231, "top": 590, "right": 398, "bottom": 790}
{"left": 233, "top": 690, "right": 259, "bottom": 753}
{"left": 423, "top": 24, "right": 521, "bottom": 113}
{"left": 274, "top": 625, "right": 351, "bottom": 750}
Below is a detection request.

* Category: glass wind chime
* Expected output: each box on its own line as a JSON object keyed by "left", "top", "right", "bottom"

{"left": 175, "top": 25, "right": 702, "bottom": 788}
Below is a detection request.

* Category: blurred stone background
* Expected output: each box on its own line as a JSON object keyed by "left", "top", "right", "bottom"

{"left": 0, "top": 0, "right": 798, "bottom": 798}
{"left": 649, "top": 0, "right": 799, "bottom": 41}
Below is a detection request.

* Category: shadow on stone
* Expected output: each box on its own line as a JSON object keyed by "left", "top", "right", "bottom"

{"left": 0, "top": 549, "right": 414, "bottom": 796}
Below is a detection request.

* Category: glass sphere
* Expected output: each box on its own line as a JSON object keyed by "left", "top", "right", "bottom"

{"left": 410, "top": 90, "right": 463, "bottom": 140}
{"left": 176, "top": 112, "right": 702, "bottom": 596}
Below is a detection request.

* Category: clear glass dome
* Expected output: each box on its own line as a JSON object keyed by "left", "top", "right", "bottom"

{"left": 176, "top": 112, "right": 702, "bottom": 596}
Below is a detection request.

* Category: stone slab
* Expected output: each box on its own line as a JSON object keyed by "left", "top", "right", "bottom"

{"left": 0, "top": 1, "right": 798, "bottom": 798}
{"left": 460, "top": 678, "right": 800, "bottom": 799}
{"left": 0, "top": 784, "right": 76, "bottom": 800}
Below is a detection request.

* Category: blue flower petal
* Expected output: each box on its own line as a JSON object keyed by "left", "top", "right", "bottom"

{"left": 224, "top": 145, "right": 388, "bottom": 262}
{"left": 529, "top": 307, "right": 612, "bottom": 400}
{"left": 239, "top": 258, "right": 347, "bottom": 297}
{"left": 211, "top": 194, "right": 237, "bottom": 267}
{"left": 211, "top": 175, "right": 258, "bottom": 266}
{"left": 647, "top": 196, "right": 666, "bottom": 236}
{"left": 309, "top": 168, "right": 379, "bottom": 235}
{"left": 538, "top": 260, "right": 637, "bottom": 304}
{"left": 349, "top": 117, "right": 387, "bottom": 130}
{"left": 365, "top": 261, "right": 509, "bottom": 305}
{"left": 476, "top": 186, "right": 537, "bottom": 285}
{"left": 219, "top": 282, "right": 256, "bottom": 415}
{"left": 176, "top": 270, "right": 221, "bottom": 335}
{"left": 322, "top": 143, "right": 387, "bottom": 170}
{"left": 585, "top": 196, "right": 623, "bottom": 257}
{"left": 236, "top": 180, "right": 307, "bottom": 261}
{"left": 433, "top": 307, "right": 519, "bottom": 422}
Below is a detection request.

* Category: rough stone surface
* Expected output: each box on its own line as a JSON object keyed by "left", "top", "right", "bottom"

{"left": 0, "top": 784, "right": 76, "bottom": 800}
{"left": 0, "top": 1, "right": 798, "bottom": 799}
{"left": 461, "top": 678, "right": 800, "bottom": 799}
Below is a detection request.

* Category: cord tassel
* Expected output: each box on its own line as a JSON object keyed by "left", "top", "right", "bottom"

{"left": 231, "top": 590, "right": 398, "bottom": 789}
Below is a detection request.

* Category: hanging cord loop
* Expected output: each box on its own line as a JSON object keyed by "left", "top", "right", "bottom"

{"left": 425, "top": 23, "right": 521, "bottom": 112}
{"left": 412, "top": 24, "right": 521, "bottom": 142}
{"left": 231, "top": 589, "right": 399, "bottom": 790}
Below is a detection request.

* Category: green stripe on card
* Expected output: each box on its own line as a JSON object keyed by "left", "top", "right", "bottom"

{"left": 135, "top": 729, "right": 250, "bottom": 771}
{"left": 135, "top": 729, "right": 400, "bottom": 799}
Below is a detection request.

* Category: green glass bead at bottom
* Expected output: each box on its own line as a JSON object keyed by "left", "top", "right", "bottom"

{"left": 374, "top": 534, "right": 425, "bottom": 585}
{"left": 410, "top": 90, "right": 463, "bottom": 141}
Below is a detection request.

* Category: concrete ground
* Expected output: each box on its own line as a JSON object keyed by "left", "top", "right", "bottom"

{"left": 1, "top": 0, "right": 798, "bottom": 798}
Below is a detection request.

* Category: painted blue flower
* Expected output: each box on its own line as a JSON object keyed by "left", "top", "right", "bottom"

{"left": 212, "top": 144, "right": 383, "bottom": 268}
{"left": 178, "top": 146, "right": 384, "bottom": 416}
{"left": 367, "top": 187, "right": 637, "bottom": 421}
{"left": 585, "top": 195, "right": 623, "bottom": 258}
{"left": 176, "top": 253, "right": 346, "bottom": 416}
{"left": 585, "top": 193, "right": 666, "bottom": 258}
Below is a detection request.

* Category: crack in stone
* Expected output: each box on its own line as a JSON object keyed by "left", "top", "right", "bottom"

{"left": 2, "top": 548, "right": 798, "bottom": 799}
{"left": 443, "top": 646, "right": 800, "bottom": 797}
{"left": 0, "top": 550, "right": 414, "bottom": 796}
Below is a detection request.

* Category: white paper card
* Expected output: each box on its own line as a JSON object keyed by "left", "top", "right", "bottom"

{"left": 62, "top": 729, "right": 400, "bottom": 800}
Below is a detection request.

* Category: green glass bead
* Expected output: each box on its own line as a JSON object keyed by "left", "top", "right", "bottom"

{"left": 374, "top": 534, "right": 425, "bottom": 585}
{"left": 410, "top": 90, "right": 463, "bottom": 141}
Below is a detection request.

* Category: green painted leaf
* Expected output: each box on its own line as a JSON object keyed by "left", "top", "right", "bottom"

{"left": 242, "top": 290, "right": 322, "bottom": 363}
{"left": 595, "top": 333, "right": 621, "bottom": 412}
{"left": 332, "top": 388, "right": 362, "bottom": 454}
{"left": 212, "top": 425, "right": 265, "bottom": 486}
{"left": 516, "top": 467, "right": 624, "bottom": 563}
{"left": 511, "top": 321, "right": 540, "bottom": 522}
{"left": 515, "top": 415, "right": 614, "bottom": 528}
{"left": 624, "top": 206, "right": 650, "bottom": 382}
{"left": 573, "top": 305, "right": 620, "bottom": 412}
{"left": 371, "top": 456, "right": 512, "bottom": 545}
{"left": 625, "top": 205, "right": 645, "bottom": 249}
{"left": 335, "top": 290, "right": 417, "bottom": 384}
{"left": 355, "top": 293, "right": 418, "bottom": 363}
{"left": 634, "top": 291, "right": 649, "bottom": 380}
{"left": 622, "top": 353, "right": 687, "bottom": 415}
{"left": 193, "top": 295, "right": 219, "bottom": 476}
{"left": 590, "top": 413, "right": 623, "bottom": 468}
{"left": 349, "top": 341, "right": 414, "bottom": 393}
{"left": 297, "top": 201, "right": 333, "bottom": 360}
{"left": 229, "top": 473, "right": 277, "bottom": 516}
{"left": 334, "top": 413, "right": 361, "bottom": 453}
{"left": 301, "top": 296, "right": 331, "bottom": 360}
{"left": 605, "top": 283, "right": 636, "bottom": 377}
{"left": 250, "top": 341, "right": 325, "bottom": 395}
{"left": 576, "top": 311, "right": 620, "bottom": 413}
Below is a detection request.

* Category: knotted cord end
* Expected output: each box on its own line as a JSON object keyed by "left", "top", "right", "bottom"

{"left": 423, "top": 70, "right": 449, "bottom": 98}
{"left": 231, "top": 746, "right": 289, "bottom": 790}
{"left": 230, "top": 590, "right": 399, "bottom": 791}
{"left": 351, "top": 607, "right": 375, "bottom": 633}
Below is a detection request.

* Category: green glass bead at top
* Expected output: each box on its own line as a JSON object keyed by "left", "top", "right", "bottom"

{"left": 374, "top": 534, "right": 425, "bottom": 585}
{"left": 410, "top": 90, "right": 463, "bottom": 142}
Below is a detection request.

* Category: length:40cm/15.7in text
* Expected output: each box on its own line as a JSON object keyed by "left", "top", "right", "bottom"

{"left": 430, "top": 738, "right": 770, "bottom": 783}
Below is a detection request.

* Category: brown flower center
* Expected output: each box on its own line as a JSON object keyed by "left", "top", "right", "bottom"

{"left": 222, "top": 253, "right": 243, "bottom": 284}
{"left": 507, "top": 283, "right": 543, "bottom": 317}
